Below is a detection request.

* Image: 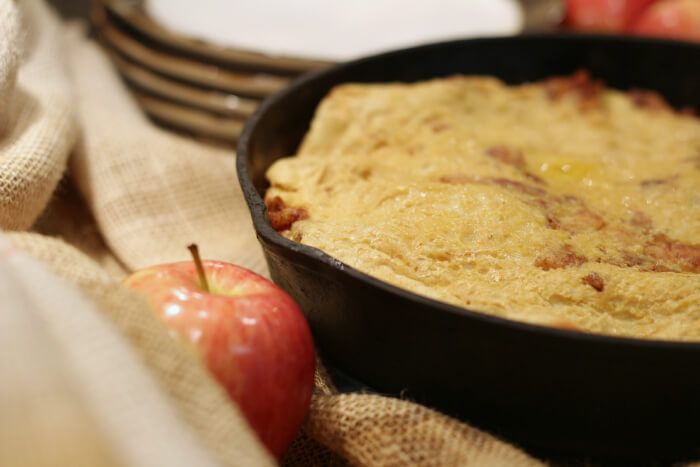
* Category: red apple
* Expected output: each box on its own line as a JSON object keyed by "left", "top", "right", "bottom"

{"left": 123, "top": 246, "right": 315, "bottom": 458}
{"left": 565, "top": 0, "right": 657, "bottom": 31}
{"left": 632, "top": 0, "right": 700, "bottom": 41}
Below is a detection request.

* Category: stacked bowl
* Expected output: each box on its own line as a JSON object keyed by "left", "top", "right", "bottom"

{"left": 91, "top": 0, "right": 331, "bottom": 144}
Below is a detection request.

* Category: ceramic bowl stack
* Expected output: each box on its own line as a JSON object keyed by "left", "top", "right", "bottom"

{"left": 92, "top": 0, "right": 561, "bottom": 145}
{"left": 91, "top": 0, "right": 331, "bottom": 144}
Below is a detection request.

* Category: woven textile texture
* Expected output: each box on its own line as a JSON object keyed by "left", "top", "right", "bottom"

{"left": 0, "top": 0, "right": 76, "bottom": 229}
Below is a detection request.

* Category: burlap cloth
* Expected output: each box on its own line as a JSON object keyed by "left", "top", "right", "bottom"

{"left": 0, "top": 1, "right": 547, "bottom": 465}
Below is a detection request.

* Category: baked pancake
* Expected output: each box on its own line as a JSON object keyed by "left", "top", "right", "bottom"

{"left": 265, "top": 72, "right": 700, "bottom": 340}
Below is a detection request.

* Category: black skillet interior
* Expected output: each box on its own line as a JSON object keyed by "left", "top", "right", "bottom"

{"left": 237, "top": 34, "right": 700, "bottom": 462}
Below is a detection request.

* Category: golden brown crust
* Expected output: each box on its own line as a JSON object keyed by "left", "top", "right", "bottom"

{"left": 644, "top": 234, "right": 700, "bottom": 274}
{"left": 486, "top": 145, "right": 548, "bottom": 185}
{"left": 582, "top": 272, "right": 605, "bottom": 292}
{"left": 437, "top": 170, "right": 699, "bottom": 275}
{"left": 628, "top": 88, "right": 672, "bottom": 112}
{"left": 265, "top": 196, "right": 308, "bottom": 232}
{"left": 535, "top": 245, "right": 588, "bottom": 271}
{"left": 485, "top": 146, "right": 525, "bottom": 168}
{"left": 265, "top": 72, "right": 700, "bottom": 339}
{"left": 543, "top": 69, "right": 604, "bottom": 111}
{"left": 547, "top": 195, "right": 606, "bottom": 233}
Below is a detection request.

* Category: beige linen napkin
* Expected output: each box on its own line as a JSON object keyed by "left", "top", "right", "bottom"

{"left": 0, "top": 0, "right": 544, "bottom": 465}
{"left": 0, "top": 233, "right": 228, "bottom": 467}
{"left": 0, "top": 0, "right": 76, "bottom": 230}
{"left": 66, "top": 25, "right": 266, "bottom": 274}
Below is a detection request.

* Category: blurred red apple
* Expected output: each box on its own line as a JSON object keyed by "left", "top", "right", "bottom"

{"left": 123, "top": 245, "right": 315, "bottom": 458}
{"left": 565, "top": 0, "right": 657, "bottom": 31}
{"left": 632, "top": 0, "right": 700, "bottom": 41}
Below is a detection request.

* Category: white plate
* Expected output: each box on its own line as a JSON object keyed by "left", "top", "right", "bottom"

{"left": 146, "top": 0, "right": 523, "bottom": 62}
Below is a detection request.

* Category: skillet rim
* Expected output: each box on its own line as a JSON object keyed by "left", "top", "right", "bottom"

{"left": 237, "top": 32, "right": 700, "bottom": 352}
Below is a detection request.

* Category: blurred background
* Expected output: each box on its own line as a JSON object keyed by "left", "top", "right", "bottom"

{"left": 47, "top": 0, "right": 698, "bottom": 145}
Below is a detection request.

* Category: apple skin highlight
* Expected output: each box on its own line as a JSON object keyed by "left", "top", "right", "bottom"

{"left": 124, "top": 260, "right": 316, "bottom": 458}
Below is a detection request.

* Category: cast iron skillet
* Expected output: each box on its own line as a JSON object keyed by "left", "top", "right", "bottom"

{"left": 237, "top": 34, "right": 700, "bottom": 462}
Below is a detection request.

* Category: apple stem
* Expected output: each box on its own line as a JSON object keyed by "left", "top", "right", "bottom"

{"left": 187, "top": 243, "right": 210, "bottom": 292}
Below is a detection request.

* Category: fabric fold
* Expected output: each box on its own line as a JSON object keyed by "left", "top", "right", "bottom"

{"left": 8, "top": 232, "right": 275, "bottom": 467}
{"left": 0, "top": 0, "right": 76, "bottom": 229}
{"left": 0, "top": 232, "right": 228, "bottom": 467}
{"left": 65, "top": 28, "right": 266, "bottom": 275}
